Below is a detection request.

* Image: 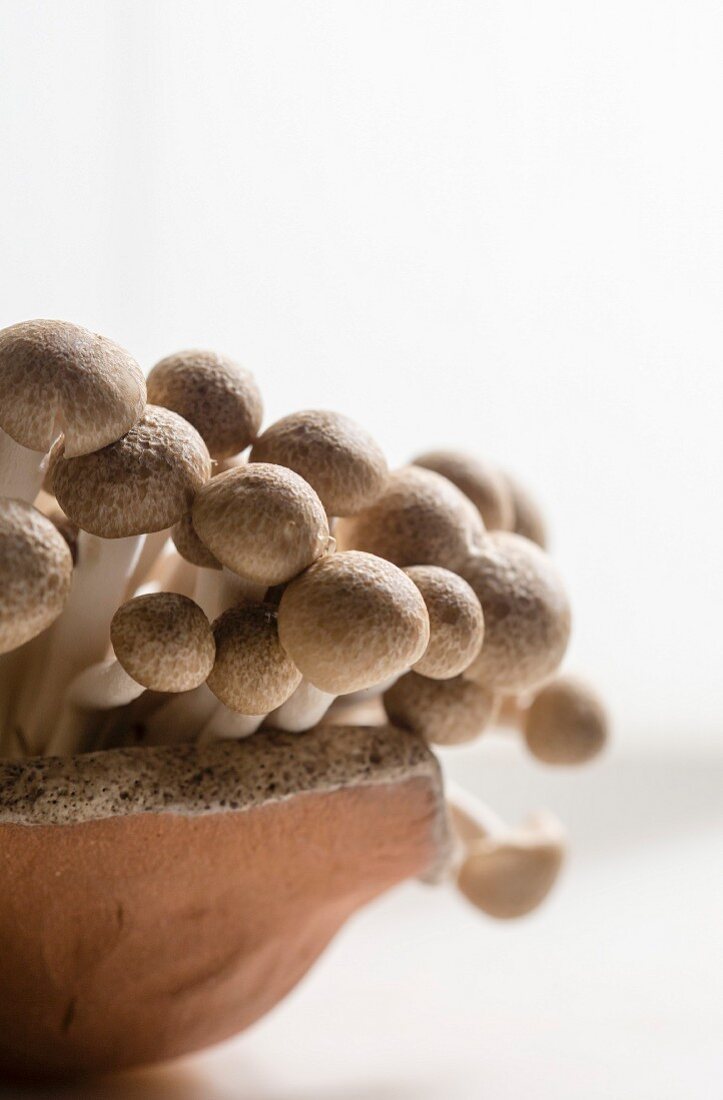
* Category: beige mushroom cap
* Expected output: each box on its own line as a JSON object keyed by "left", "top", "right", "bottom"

{"left": 146, "top": 350, "right": 263, "bottom": 460}
{"left": 51, "top": 405, "right": 212, "bottom": 538}
{"left": 383, "top": 671, "right": 497, "bottom": 746}
{"left": 404, "top": 565, "right": 484, "bottom": 679}
{"left": 503, "top": 473, "right": 547, "bottom": 548}
{"left": 413, "top": 450, "right": 514, "bottom": 531}
{"left": 523, "top": 676, "right": 609, "bottom": 765}
{"left": 0, "top": 499, "right": 73, "bottom": 654}
{"left": 456, "top": 812, "right": 566, "bottom": 919}
{"left": 207, "top": 602, "right": 302, "bottom": 714}
{"left": 110, "top": 593, "right": 215, "bottom": 693}
{"left": 171, "top": 513, "right": 221, "bottom": 571}
{"left": 277, "top": 550, "right": 430, "bottom": 695}
{"left": 192, "top": 463, "right": 331, "bottom": 586}
{"left": 335, "top": 465, "right": 485, "bottom": 571}
{"left": 0, "top": 319, "right": 146, "bottom": 456}
{"left": 250, "top": 409, "right": 387, "bottom": 516}
{"left": 459, "top": 532, "right": 571, "bottom": 693}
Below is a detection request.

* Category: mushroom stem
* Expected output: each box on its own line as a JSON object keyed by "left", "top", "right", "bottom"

{"left": 194, "top": 567, "right": 265, "bottom": 620}
{"left": 153, "top": 550, "right": 199, "bottom": 599}
{"left": 13, "top": 534, "right": 144, "bottom": 754}
{"left": 44, "top": 660, "right": 145, "bottom": 757}
{"left": 265, "top": 680, "right": 335, "bottom": 733}
{"left": 143, "top": 683, "right": 218, "bottom": 745}
{"left": 0, "top": 430, "right": 45, "bottom": 503}
{"left": 445, "top": 782, "right": 507, "bottom": 846}
{"left": 200, "top": 705, "right": 263, "bottom": 742}
{"left": 123, "top": 529, "right": 171, "bottom": 599}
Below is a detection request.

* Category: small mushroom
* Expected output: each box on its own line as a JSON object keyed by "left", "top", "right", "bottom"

{"left": 0, "top": 499, "right": 73, "bottom": 654}
{"left": 335, "top": 465, "right": 484, "bottom": 571}
{"left": 383, "top": 671, "right": 497, "bottom": 746}
{"left": 49, "top": 594, "right": 215, "bottom": 756}
{"left": 413, "top": 450, "right": 514, "bottom": 531}
{"left": 404, "top": 565, "right": 484, "bottom": 679}
{"left": 192, "top": 463, "right": 331, "bottom": 587}
{"left": 171, "top": 513, "right": 222, "bottom": 571}
{"left": 522, "top": 676, "right": 609, "bottom": 765}
{"left": 456, "top": 811, "right": 566, "bottom": 919}
{"left": 250, "top": 409, "right": 387, "bottom": 516}
{"left": 0, "top": 319, "right": 146, "bottom": 502}
{"left": 277, "top": 550, "right": 430, "bottom": 695}
{"left": 459, "top": 532, "right": 571, "bottom": 693}
{"left": 146, "top": 349, "right": 263, "bottom": 460}
{"left": 502, "top": 473, "right": 548, "bottom": 548}
{"left": 207, "top": 602, "right": 302, "bottom": 714}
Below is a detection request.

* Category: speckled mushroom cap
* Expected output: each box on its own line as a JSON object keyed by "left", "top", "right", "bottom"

{"left": 503, "top": 473, "right": 547, "bottom": 548}
{"left": 171, "top": 512, "right": 222, "bottom": 570}
{"left": 404, "top": 565, "right": 485, "bottom": 679}
{"left": 250, "top": 409, "right": 387, "bottom": 516}
{"left": 383, "top": 671, "right": 497, "bottom": 746}
{"left": 51, "top": 405, "right": 212, "bottom": 538}
{"left": 459, "top": 532, "right": 571, "bottom": 693}
{"left": 0, "top": 499, "right": 73, "bottom": 654}
{"left": 413, "top": 450, "right": 514, "bottom": 531}
{"left": 277, "top": 550, "right": 430, "bottom": 695}
{"left": 192, "top": 463, "right": 331, "bottom": 587}
{"left": 335, "top": 465, "right": 485, "bottom": 571}
{"left": 0, "top": 319, "right": 146, "bottom": 456}
{"left": 207, "top": 602, "right": 302, "bottom": 714}
{"left": 110, "top": 593, "right": 215, "bottom": 693}
{"left": 456, "top": 811, "right": 566, "bottom": 919}
{"left": 146, "top": 350, "right": 263, "bottom": 460}
{"left": 523, "top": 676, "right": 608, "bottom": 765}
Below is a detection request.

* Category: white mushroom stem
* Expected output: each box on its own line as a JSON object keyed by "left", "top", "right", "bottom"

{"left": 44, "top": 660, "right": 146, "bottom": 758}
{"left": 0, "top": 429, "right": 45, "bottom": 503}
{"left": 194, "top": 567, "right": 265, "bottom": 621}
{"left": 200, "top": 705, "right": 263, "bottom": 742}
{"left": 123, "top": 529, "right": 171, "bottom": 598}
{"left": 338, "top": 672, "right": 402, "bottom": 706}
{"left": 446, "top": 781, "right": 507, "bottom": 845}
{"left": 265, "top": 680, "right": 335, "bottom": 733}
{"left": 13, "top": 534, "right": 144, "bottom": 754}
{"left": 143, "top": 683, "right": 219, "bottom": 745}
{"left": 155, "top": 552, "right": 199, "bottom": 599}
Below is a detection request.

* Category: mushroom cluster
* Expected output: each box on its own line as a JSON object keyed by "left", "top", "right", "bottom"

{"left": 0, "top": 320, "right": 609, "bottom": 921}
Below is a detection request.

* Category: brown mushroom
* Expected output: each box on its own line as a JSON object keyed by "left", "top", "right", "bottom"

{"left": 502, "top": 473, "right": 548, "bottom": 548}
{"left": 207, "top": 602, "right": 302, "bottom": 715}
{"left": 404, "top": 565, "right": 484, "bottom": 679}
{"left": 413, "top": 450, "right": 513, "bottom": 531}
{"left": 383, "top": 671, "right": 497, "bottom": 746}
{"left": 523, "top": 676, "right": 609, "bottom": 764}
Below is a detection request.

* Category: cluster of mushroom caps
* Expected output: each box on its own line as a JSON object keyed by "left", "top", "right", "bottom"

{"left": 0, "top": 319, "right": 608, "bottom": 921}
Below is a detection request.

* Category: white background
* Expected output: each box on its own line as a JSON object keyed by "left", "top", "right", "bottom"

{"left": 1, "top": 4, "right": 722, "bottom": 1097}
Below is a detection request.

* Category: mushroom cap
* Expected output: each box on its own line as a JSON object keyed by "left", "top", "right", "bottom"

{"left": 413, "top": 450, "right": 514, "bottom": 531}
{"left": 503, "top": 473, "right": 547, "bottom": 548}
{"left": 0, "top": 319, "right": 146, "bottom": 456}
{"left": 404, "top": 565, "right": 484, "bottom": 679}
{"left": 192, "top": 463, "right": 331, "bottom": 586}
{"left": 383, "top": 671, "right": 496, "bottom": 746}
{"left": 459, "top": 532, "right": 571, "bottom": 693}
{"left": 523, "top": 676, "right": 608, "bottom": 765}
{"left": 250, "top": 409, "right": 387, "bottom": 516}
{"left": 51, "top": 405, "right": 212, "bottom": 538}
{"left": 456, "top": 812, "right": 566, "bottom": 918}
{"left": 111, "top": 593, "right": 215, "bottom": 693}
{"left": 207, "top": 602, "right": 302, "bottom": 714}
{"left": 171, "top": 513, "right": 221, "bottom": 571}
{"left": 335, "top": 465, "right": 485, "bottom": 571}
{"left": 0, "top": 499, "right": 73, "bottom": 654}
{"left": 146, "top": 350, "right": 263, "bottom": 460}
{"left": 277, "top": 550, "right": 430, "bottom": 695}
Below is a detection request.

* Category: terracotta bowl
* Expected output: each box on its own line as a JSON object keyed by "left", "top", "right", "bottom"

{"left": 0, "top": 723, "right": 449, "bottom": 1081}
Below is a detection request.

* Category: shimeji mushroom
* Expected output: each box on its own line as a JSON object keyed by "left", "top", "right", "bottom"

{"left": 459, "top": 532, "right": 571, "bottom": 694}
{"left": 277, "top": 551, "right": 430, "bottom": 695}
{"left": 0, "top": 499, "right": 73, "bottom": 655}
{"left": 383, "top": 671, "right": 497, "bottom": 746}
{"left": 207, "top": 602, "right": 302, "bottom": 716}
{"left": 0, "top": 319, "right": 146, "bottom": 502}
{"left": 335, "top": 465, "right": 484, "bottom": 571}
{"left": 502, "top": 473, "right": 548, "bottom": 548}
{"left": 250, "top": 409, "right": 387, "bottom": 516}
{"left": 404, "top": 565, "right": 484, "bottom": 679}
{"left": 456, "top": 810, "right": 566, "bottom": 919}
{"left": 522, "top": 676, "right": 609, "bottom": 765}
{"left": 47, "top": 594, "right": 215, "bottom": 756}
{"left": 192, "top": 463, "right": 332, "bottom": 587}
{"left": 413, "top": 450, "right": 514, "bottom": 531}
{"left": 14, "top": 407, "right": 211, "bottom": 753}
{"left": 146, "top": 349, "right": 263, "bottom": 461}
